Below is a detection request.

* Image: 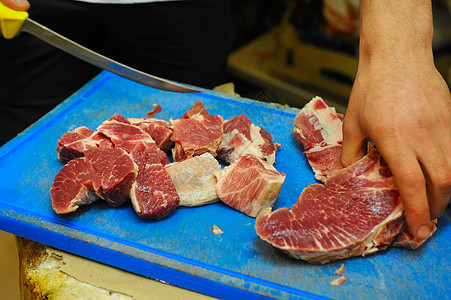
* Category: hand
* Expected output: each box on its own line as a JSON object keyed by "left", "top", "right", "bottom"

{"left": 341, "top": 54, "right": 451, "bottom": 240}
{"left": 1, "top": 0, "right": 30, "bottom": 11}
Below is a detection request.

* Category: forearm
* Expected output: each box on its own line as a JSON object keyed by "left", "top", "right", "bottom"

{"left": 359, "top": 0, "right": 434, "bottom": 68}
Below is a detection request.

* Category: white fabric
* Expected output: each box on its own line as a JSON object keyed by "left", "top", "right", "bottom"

{"left": 73, "top": 0, "right": 180, "bottom": 4}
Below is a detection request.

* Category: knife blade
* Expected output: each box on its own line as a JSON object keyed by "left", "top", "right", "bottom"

{"left": 0, "top": 3, "right": 200, "bottom": 93}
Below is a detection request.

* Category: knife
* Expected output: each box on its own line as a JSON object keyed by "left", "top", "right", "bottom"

{"left": 0, "top": 2, "right": 200, "bottom": 93}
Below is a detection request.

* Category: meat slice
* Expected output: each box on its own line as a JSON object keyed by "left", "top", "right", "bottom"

{"left": 56, "top": 126, "right": 113, "bottom": 163}
{"left": 293, "top": 97, "right": 343, "bottom": 182}
{"left": 217, "top": 114, "right": 281, "bottom": 165}
{"left": 170, "top": 101, "right": 223, "bottom": 161}
{"left": 165, "top": 153, "right": 221, "bottom": 207}
{"left": 98, "top": 114, "right": 169, "bottom": 165}
{"left": 215, "top": 154, "right": 286, "bottom": 217}
{"left": 50, "top": 157, "right": 101, "bottom": 214}
{"left": 84, "top": 148, "right": 138, "bottom": 208}
{"left": 256, "top": 96, "right": 436, "bottom": 264}
{"left": 255, "top": 148, "right": 405, "bottom": 264}
{"left": 295, "top": 97, "right": 436, "bottom": 250}
{"left": 128, "top": 118, "right": 174, "bottom": 152}
{"left": 129, "top": 142, "right": 180, "bottom": 220}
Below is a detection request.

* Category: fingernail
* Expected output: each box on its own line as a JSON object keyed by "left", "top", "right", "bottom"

{"left": 417, "top": 225, "right": 431, "bottom": 240}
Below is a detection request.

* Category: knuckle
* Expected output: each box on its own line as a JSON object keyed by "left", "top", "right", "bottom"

{"left": 399, "top": 168, "right": 425, "bottom": 188}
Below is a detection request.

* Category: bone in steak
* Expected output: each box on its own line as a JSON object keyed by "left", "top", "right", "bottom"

{"left": 170, "top": 101, "right": 223, "bottom": 161}
{"left": 255, "top": 147, "right": 404, "bottom": 264}
{"left": 255, "top": 97, "right": 435, "bottom": 264}
{"left": 215, "top": 154, "right": 286, "bottom": 217}
{"left": 50, "top": 157, "right": 101, "bottom": 214}
{"left": 294, "top": 96, "right": 436, "bottom": 250}
{"left": 56, "top": 126, "right": 113, "bottom": 163}
{"left": 165, "top": 153, "right": 221, "bottom": 207}
{"left": 84, "top": 148, "right": 138, "bottom": 208}
{"left": 217, "top": 114, "right": 281, "bottom": 165}
{"left": 129, "top": 142, "right": 180, "bottom": 219}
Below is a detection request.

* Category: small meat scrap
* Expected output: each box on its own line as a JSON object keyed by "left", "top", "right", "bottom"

{"left": 50, "top": 157, "right": 101, "bottom": 214}
{"left": 56, "top": 126, "right": 113, "bottom": 163}
{"left": 165, "top": 153, "right": 220, "bottom": 207}
{"left": 334, "top": 264, "right": 346, "bottom": 275}
{"left": 129, "top": 142, "right": 180, "bottom": 220}
{"left": 84, "top": 148, "right": 138, "bottom": 208}
{"left": 146, "top": 104, "right": 162, "bottom": 118}
{"left": 215, "top": 154, "right": 286, "bottom": 217}
{"left": 217, "top": 114, "right": 281, "bottom": 165}
{"left": 128, "top": 117, "right": 174, "bottom": 152}
{"left": 170, "top": 101, "right": 223, "bottom": 161}
{"left": 211, "top": 225, "right": 223, "bottom": 235}
{"left": 330, "top": 276, "right": 347, "bottom": 286}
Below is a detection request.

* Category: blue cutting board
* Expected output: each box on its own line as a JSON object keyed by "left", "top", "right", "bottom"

{"left": 0, "top": 72, "right": 449, "bottom": 299}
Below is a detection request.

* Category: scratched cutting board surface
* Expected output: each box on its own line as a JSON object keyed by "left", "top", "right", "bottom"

{"left": 0, "top": 72, "right": 449, "bottom": 299}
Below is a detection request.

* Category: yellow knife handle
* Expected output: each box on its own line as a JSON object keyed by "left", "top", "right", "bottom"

{"left": 0, "top": 1, "right": 28, "bottom": 39}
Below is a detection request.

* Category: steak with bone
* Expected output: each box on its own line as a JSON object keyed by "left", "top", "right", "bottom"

{"left": 294, "top": 97, "right": 436, "bottom": 250}
{"left": 255, "top": 97, "right": 435, "bottom": 264}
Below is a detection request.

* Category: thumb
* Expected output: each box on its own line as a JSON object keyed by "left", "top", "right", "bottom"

{"left": 341, "top": 115, "right": 368, "bottom": 167}
{"left": 1, "top": 0, "right": 30, "bottom": 11}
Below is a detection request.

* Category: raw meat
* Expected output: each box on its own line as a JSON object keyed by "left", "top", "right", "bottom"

{"left": 334, "top": 264, "right": 345, "bottom": 275}
{"left": 170, "top": 101, "right": 223, "bottom": 161}
{"left": 330, "top": 276, "right": 347, "bottom": 286}
{"left": 217, "top": 114, "right": 281, "bottom": 165}
{"left": 183, "top": 100, "right": 209, "bottom": 118}
{"left": 129, "top": 142, "right": 180, "bottom": 220}
{"left": 165, "top": 153, "right": 221, "bottom": 207}
{"left": 256, "top": 96, "right": 435, "bottom": 264}
{"left": 98, "top": 114, "right": 169, "bottom": 165}
{"left": 84, "top": 148, "right": 138, "bottom": 208}
{"left": 215, "top": 154, "right": 286, "bottom": 217}
{"left": 391, "top": 221, "right": 437, "bottom": 249}
{"left": 128, "top": 118, "right": 174, "bottom": 152}
{"left": 293, "top": 97, "right": 343, "bottom": 182}
{"left": 255, "top": 148, "right": 405, "bottom": 264}
{"left": 50, "top": 157, "right": 101, "bottom": 214}
{"left": 294, "top": 97, "right": 436, "bottom": 250}
{"left": 56, "top": 126, "right": 113, "bottom": 163}
{"left": 146, "top": 104, "right": 162, "bottom": 118}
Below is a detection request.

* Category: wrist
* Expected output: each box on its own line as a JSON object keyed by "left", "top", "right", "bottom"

{"left": 358, "top": 0, "right": 434, "bottom": 68}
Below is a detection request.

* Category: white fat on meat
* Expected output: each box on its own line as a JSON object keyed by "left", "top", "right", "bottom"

{"left": 165, "top": 153, "right": 221, "bottom": 207}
